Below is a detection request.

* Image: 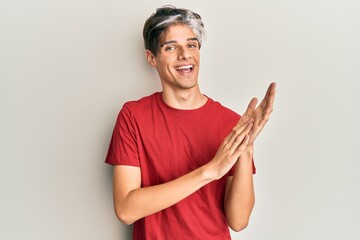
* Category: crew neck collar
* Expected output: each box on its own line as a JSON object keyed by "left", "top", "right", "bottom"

{"left": 155, "top": 92, "right": 212, "bottom": 116}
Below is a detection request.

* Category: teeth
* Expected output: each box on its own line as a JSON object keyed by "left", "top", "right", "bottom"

{"left": 176, "top": 65, "right": 193, "bottom": 70}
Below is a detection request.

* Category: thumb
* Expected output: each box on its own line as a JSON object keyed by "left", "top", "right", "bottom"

{"left": 243, "top": 97, "right": 258, "bottom": 118}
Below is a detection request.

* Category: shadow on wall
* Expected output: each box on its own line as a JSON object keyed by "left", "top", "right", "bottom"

{"left": 103, "top": 165, "right": 133, "bottom": 239}
{"left": 122, "top": 225, "right": 133, "bottom": 239}
{"left": 102, "top": 23, "right": 161, "bottom": 240}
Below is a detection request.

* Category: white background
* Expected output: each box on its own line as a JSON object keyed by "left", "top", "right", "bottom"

{"left": 1, "top": 0, "right": 359, "bottom": 239}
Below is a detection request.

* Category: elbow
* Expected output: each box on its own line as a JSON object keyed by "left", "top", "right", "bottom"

{"left": 225, "top": 208, "right": 252, "bottom": 232}
{"left": 115, "top": 207, "right": 136, "bottom": 225}
{"left": 229, "top": 220, "right": 249, "bottom": 232}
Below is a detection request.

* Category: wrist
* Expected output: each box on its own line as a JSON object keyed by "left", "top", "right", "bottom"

{"left": 237, "top": 147, "right": 254, "bottom": 174}
{"left": 200, "top": 164, "right": 218, "bottom": 182}
{"left": 243, "top": 146, "right": 254, "bottom": 156}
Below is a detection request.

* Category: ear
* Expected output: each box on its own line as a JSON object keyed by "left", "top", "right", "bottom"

{"left": 146, "top": 50, "right": 157, "bottom": 68}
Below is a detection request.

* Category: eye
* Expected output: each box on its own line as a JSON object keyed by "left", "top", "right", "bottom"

{"left": 165, "top": 45, "right": 176, "bottom": 51}
{"left": 188, "top": 43, "right": 198, "bottom": 48}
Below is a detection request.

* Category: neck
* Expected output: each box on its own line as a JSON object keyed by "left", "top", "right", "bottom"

{"left": 161, "top": 87, "right": 207, "bottom": 110}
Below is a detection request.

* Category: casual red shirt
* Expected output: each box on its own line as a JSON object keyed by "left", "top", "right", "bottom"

{"left": 105, "top": 92, "right": 255, "bottom": 240}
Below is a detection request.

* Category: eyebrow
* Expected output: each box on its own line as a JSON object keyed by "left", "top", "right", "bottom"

{"left": 160, "top": 37, "right": 199, "bottom": 48}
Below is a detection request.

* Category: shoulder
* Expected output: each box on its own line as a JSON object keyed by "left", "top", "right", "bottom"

{"left": 113, "top": 93, "right": 159, "bottom": 129}
{"left": 116, "top": 92, "right": 162, "bottom": 126}
{"left": 123, "top": 92, "right": 158, "bottom": 108}
{"left": 207, "top": 96, "right": 240, "bottom": 119}
{"left": 204, "top": 96, "right": 241, "bottom": 135}
{"left": 121, "top": 92, "right": 159, "bottom": 114}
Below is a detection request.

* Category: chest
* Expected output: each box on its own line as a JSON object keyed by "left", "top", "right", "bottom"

{"left": 136, "top": 114, "right": 224, "bottom": 185}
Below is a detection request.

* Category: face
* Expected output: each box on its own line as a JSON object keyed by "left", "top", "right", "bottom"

{"left": 146, "top": 24, "right": 200, "bottom": 92}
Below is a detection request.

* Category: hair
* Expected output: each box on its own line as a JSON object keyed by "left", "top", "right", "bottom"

{"left": 143, "top": 5, "right": 206, "bottom": 56}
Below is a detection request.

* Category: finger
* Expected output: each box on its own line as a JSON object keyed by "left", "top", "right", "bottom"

{"left": 263, "top": 85, "right": 276, "bottom": 118}
{"left": 226, "top": 117, "right": 253, "bottom": 141}
{"left": 252, "top": 84, "right": 276, "bottom": 133}
{"left": 224, "top": 119, "right": 251, "bottom": 150}
{"left": 235, "top": 117, "right": 254, "bottom": 129}
{"left": 260, "top": 82, "right": 276, "bottom": 110}
{"left": 228, "top": 118, "right": 254, "bottom": 144}
{"left": 234, "top": 134, "right": 250, "bottom": 155}
{"left": 264, "top": 82, "right": 276, "bottom": 100}
{"left": 243, "top": 98, "right": 258, "bottom": 119}
{"left": 265, "top": 82, "right": 276, "bottom": 107}
{"left": 247, "top": 85, "right": 274, "bottom": 127}
{"left": 229, "top": 123, "right": 253, "bottom": 152}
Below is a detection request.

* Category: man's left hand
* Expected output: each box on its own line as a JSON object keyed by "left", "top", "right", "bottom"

{"left": 240, "top": 82, "right": 276, "bottom": 147}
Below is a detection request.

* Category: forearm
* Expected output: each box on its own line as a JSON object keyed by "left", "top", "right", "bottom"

{"left": 224, "top": 147, "right": 255, "bottom": 231}
{"left": 114, "top": 164, "right": 214, "bottom": 225}
{"left": 114, "top": 118, "right": 254, "bottom": 225}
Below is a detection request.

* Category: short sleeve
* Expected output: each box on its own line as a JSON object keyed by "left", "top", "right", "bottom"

{"left": 105, "top": 105, "right": 140, "bottom": 166}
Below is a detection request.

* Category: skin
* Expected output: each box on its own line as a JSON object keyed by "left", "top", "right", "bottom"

{"left": 112, "top": 24, "right": 276, "bottom": 231}
{"left": 146, "top": 24, "right": 205, "bottom": 109}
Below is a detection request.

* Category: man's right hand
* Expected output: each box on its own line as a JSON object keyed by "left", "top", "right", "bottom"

{"left": 205, "top": 118, "right": 254, "bottom": 180}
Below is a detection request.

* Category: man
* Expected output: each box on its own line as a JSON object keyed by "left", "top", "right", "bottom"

{"left": 105, "top": 6, "right": 276, "bottom": 240}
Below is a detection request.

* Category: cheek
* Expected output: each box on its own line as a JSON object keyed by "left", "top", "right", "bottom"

{"left": 195, "top": 52, "right": 200, "bottom": 60}
{"left": 157, "top": 62, "right": 173, "bottom": 75}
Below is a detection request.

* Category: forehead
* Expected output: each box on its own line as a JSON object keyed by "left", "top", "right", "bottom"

{"left": 162, "top": 24, "right": 196, "bottom": 42}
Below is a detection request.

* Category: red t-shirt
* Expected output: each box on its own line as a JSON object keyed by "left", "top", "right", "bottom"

{"left": 105, "top": 92, "right": 255, "bottom": 240}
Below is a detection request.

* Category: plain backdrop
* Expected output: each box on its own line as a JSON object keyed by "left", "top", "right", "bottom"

{"left": 1, "top": 0, "right": 359, "bottom": 239}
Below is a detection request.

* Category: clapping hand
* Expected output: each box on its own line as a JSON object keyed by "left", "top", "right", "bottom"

{"left": 240, "top": 82, "right": 276, "bottom": 147}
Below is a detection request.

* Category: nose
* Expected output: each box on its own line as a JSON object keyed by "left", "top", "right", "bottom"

{"left": 178, "top": 46, "right": 191, "bottom": 60}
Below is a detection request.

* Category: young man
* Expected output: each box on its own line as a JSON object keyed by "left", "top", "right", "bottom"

{"left": 105, "top": 6, "right": 276, "bottom": 240}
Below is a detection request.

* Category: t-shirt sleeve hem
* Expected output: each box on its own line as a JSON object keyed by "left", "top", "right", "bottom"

{"left": 105, "top": 160, "right": 140, "bottom": 167}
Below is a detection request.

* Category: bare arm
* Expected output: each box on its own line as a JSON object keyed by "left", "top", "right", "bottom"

{"left": 113, "top": 165, "right": 213, "bottom": 225}
{"left": 113, "top": 119, "right": 254, "bottom": 225}
{"left": 224, "top": 148, "right": 255, "bottom": 231}
{"left": 224, "top": 82, "right": 276, "bottom": 231}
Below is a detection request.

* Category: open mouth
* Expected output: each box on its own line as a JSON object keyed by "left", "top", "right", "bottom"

{"left": 175, "top": 65, "right": 194, "bottom": 73}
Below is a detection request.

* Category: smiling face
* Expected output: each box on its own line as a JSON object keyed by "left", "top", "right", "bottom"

{"left": 146, "top": 24, "right": 200, "bottom": 93}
